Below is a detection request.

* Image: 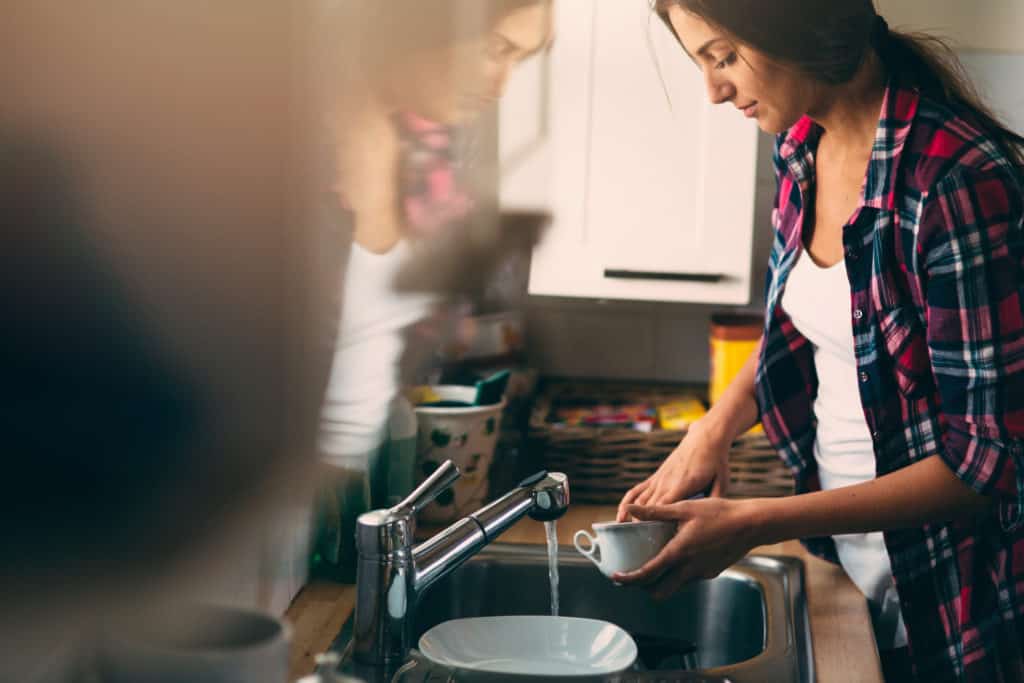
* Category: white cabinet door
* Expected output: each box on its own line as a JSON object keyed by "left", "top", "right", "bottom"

{"left": 500, "top": 0, "right": 593, "bottom": 277}
{"left": 582, "top": 0, "right": 758, "bottom": 304}
{"left": 501, "top": 0, "right": 760, "bottom": 304}
{"left": 497, "top": 32, "right": 556, "bottom": 212}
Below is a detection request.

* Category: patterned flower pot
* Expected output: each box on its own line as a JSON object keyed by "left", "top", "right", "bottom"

{"left": 413, "top": 386, "right": 505, "bottom": 524}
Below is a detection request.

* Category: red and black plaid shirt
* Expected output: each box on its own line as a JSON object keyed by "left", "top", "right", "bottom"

{"left": 756, "top": 82, "right": 1024, "bottom": 680}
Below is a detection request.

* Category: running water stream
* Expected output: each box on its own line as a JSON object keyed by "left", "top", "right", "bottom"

{"left": 544, "top": 520, "right": 560, "bottom": 617}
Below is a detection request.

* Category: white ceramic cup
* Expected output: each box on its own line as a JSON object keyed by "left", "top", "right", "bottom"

{"left": 573, "top": 520, "right": 677, "bottom": 578}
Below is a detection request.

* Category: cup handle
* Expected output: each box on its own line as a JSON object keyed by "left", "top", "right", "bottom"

{"left": 573, "top": 530, "right": 601, "bottom": 565}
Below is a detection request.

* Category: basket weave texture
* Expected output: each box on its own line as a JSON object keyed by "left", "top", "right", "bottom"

{"left": 528, "top": 380, "right": 794, "bottom": 504}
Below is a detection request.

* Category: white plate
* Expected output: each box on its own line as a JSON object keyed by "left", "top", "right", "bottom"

{"left": 418, "top": 616, "right": 637, "bottom": 677}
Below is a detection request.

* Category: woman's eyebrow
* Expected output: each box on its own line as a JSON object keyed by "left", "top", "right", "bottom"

{"left": 694, "top": 37, "right": 727, "bottom": 58}
{"left": 677, "top": 36, "right": 726, "bottom": 65}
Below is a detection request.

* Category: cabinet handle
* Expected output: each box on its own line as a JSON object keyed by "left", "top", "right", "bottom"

{"left": 603, "top": 269, "right": 728, "bottom": 283}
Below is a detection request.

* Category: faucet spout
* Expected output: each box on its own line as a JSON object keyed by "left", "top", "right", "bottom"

{"left": 472, "top": 471, "right": 570, "bottom": 538}
{"left": 353, "top": 463, "right": 570, "bottom": 666}
{"left": 411, "top": 471, "right": 570, "bottom": 594}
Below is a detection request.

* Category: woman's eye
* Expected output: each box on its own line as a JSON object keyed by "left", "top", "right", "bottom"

{"left": 715, "top": 52, "right": 737, "bottom": 70}
{"left": 486, "top": 37, "right": 515, "bottom": 61}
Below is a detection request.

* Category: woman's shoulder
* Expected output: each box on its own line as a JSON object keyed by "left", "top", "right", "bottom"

{"left": 904, "top": 93, "right": 1021, "bottom": 194}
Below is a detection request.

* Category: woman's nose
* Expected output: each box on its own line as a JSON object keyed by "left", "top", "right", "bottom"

{"left": 704, "top": 72, "right": 735, "bottom": 105}
{"left": 490, "top": 62, "right": 513, "bottom": 100}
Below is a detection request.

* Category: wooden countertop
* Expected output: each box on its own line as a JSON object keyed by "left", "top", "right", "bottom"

{"left": 285, "top": 505, "right": 882, "bottom": 682}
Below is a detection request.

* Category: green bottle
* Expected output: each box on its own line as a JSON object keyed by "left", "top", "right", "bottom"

{"left": 383, "top": 394, "right": 419, "bottom": 508}
{"left": 308, "top": 459, "right": 370, "bottom": 584}
{"left": 308, "top": 394, "right": 418, "bottom": 583}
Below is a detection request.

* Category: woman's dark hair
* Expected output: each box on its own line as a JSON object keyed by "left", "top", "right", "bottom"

{"left": 327, "top": 0, "right": 548, "bottom": 68}
{"left": 370, "top": 0, "right": 546, "bottom": 50}
{"left": 654, "top": 0, "right": 1024, "bottom": 166}
{"left": 315, "top": 0, "right": 549, "bottom": 119}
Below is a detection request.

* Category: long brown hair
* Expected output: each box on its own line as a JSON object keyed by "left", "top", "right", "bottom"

{"left": 325, "top": 0, "right": 549, "bottom": 70}
{"left": 654, "top": 0, "right": 1024, "bottom": 166}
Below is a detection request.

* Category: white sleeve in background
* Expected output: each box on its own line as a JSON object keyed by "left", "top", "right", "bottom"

{"left": 319, "top": 241, "right": 436, "bottom": 467}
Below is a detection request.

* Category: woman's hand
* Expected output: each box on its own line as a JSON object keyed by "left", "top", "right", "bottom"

{"left": 612, "top": 498, "right": 760, "bottom": 600}
{"left": 616, "top": 419, "right": 732, "bottom": 522}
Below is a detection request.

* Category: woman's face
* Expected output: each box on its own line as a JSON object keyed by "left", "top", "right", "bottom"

{"left": 665, "top": 7, "right": 812, "bottom": 134}
{"left": 392, "top": 3, "right": 553, "bottom": 125}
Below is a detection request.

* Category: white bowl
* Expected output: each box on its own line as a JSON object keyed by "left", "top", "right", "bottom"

{"left": 418, "top": 615, "right": 637, "bottom": 677}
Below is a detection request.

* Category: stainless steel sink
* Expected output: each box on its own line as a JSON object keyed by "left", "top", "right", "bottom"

{"left": 330, "top": 544, "right": 813, "bottom": 682}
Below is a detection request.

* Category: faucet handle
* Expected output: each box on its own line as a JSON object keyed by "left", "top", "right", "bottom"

{"left": 357, "top": 460, "right": 461, "bottom": 558}
{"left": 395, "top": 459, "right": 460, "bottom": 516}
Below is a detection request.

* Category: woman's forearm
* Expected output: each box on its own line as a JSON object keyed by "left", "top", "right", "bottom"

{"left": 749, "top": 454, "right": 992, "bottom": 545}
{"left": 699, "top": 342, "right": 761, "bottom": 446}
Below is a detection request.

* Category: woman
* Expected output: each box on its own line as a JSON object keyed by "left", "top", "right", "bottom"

{"left": 311, "top": 0, "right": 552, "bottom": 580}
{"left": 616, "top": 2, "right": 1024, "bottom": 680}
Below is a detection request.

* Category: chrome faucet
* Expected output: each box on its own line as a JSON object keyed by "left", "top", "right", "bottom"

{"left": 352, "top": 460, "right": 570, "bottom": 666}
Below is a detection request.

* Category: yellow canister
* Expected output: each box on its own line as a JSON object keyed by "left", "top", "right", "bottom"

{"left": 709, "top": 314, "right": 763, "bottom": 406}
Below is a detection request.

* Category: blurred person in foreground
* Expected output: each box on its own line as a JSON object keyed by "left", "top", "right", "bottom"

{"left": 2, "top": 3, "right": 340, "bottom": 680}
{"left": 0, "top": 1, "right": 553, "bottom": 679}
{"left": 310, "top": 0, "right": 553, "bottom": 581}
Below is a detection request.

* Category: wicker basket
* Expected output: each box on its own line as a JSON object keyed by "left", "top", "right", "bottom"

{"left": 529, "top": 380, "right": 794, "bottom": 504}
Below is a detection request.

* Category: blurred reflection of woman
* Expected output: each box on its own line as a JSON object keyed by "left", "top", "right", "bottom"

{"left": 311, "top": 0, "right": 553, "bottom": 580}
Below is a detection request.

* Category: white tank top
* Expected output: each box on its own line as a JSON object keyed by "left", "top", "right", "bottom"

{"left": 319, "top": 241, "right": 435, "bottom": 465}
{"left": 781, "top": 247, "right": 907, "bottom": 650}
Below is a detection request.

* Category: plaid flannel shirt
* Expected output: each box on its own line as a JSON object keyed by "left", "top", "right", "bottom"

{"left": 756, "top": 82, "right": 1024, "bottom": 680}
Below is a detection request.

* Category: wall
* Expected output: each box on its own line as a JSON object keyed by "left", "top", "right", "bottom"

{"left": 960, "top": 51, "right": 1024, "bottom": 133}
{"left": 876, "top": 0, "right": 1023, "bottom": 52}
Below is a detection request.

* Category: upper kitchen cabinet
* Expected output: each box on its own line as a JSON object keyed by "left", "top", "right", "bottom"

{"left": 876, "top": 0, "right": 1023, "bottom": 52}
{"left": 499, "top": 0, "right": 760, "bottom": 305}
